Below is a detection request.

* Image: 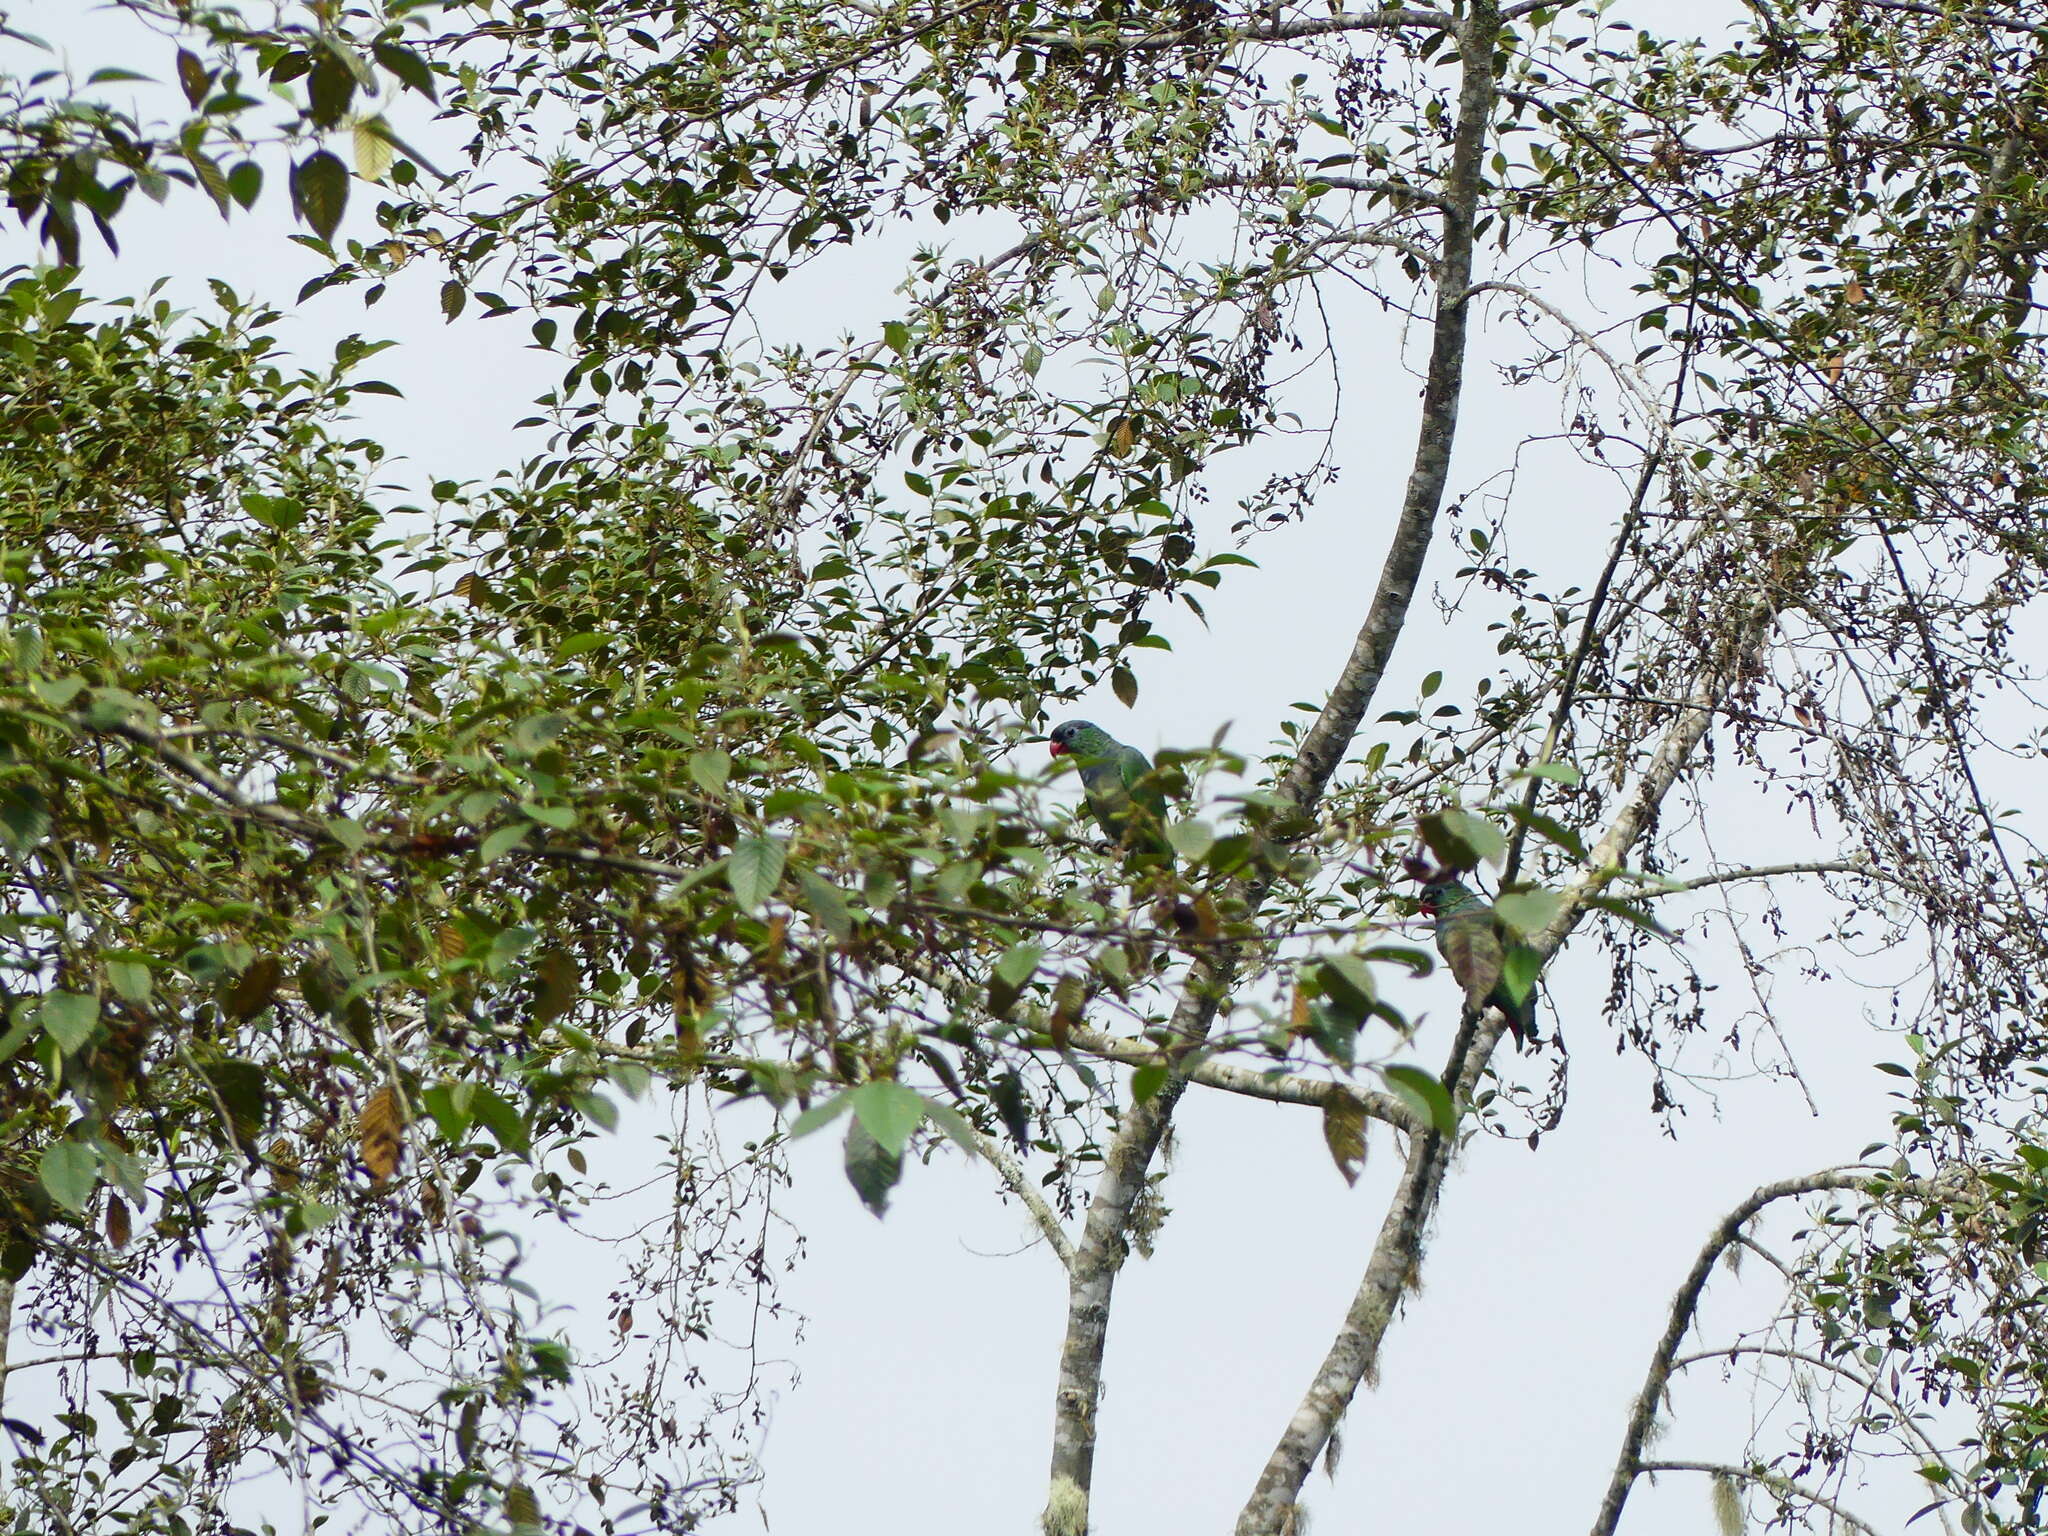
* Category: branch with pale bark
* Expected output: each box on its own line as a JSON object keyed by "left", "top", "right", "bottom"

{"left": 1232, "top": 580, "right": 1787, "bottom": 1533}
{"left": 1636, "top": 1462, "right": 1882, "bottom": 1536}
{"left": 1042, "top": 3, "right": 1506, "bottom": 1531}
{"left": 1588, "top": 1170, "right": 1885, "bottom": 1536}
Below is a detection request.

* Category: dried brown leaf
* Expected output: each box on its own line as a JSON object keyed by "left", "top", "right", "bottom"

{"left": 1321, "top": 1089, "right": 1368, "bottom": 1187}
{"left": 358, "top": 1084, "right": 405, "bottom": 1183}
{"left": 105, "top": 1192, "right": 131, "bottom": 1248}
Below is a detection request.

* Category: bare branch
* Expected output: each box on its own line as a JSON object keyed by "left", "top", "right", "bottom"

{"left": 1021, "top": 8, "right": 1453, "bottom": 53}
{"left": 1234, "top": 1011, "right": 1507, "bottom": 1535}
{"left": 967, "top": 1126, "right": 1074, "bottom": 1269}
{"left": 1636, "top": 1461, "right": 1883, "bottom": 1536}
{"left": 1589, "top": 1172, "right": 1884, "bottom": 1536}
{"left": 1274, "top": 5, "right": 1500, "bottom": 815}
{"left": 1851, "top": 0, "right": 2048, "bottom": 43}
{"left": 1068, "top": 1027, "right": 1422, "bottom": 1130}
{"left": 1612, "top": 860, "right": 1880, "bottom": 898}
{"left": 1672, "top": 1344, "right": 1961, "bottom": 1515}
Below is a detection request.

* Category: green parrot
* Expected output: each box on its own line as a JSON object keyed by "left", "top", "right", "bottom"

{"left": 1418, "top": 873, "right": 1539, "bottom": 1050}
{"left": 1047, "top": 719, "right": 1170, "bottom": 858}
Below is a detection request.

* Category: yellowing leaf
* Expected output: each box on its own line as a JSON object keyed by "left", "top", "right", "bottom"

{"left": 359, "top": 1084, "right": 405, "bottom": 1183}
{"left": 105, "top": 1192, "right": 131, "bottom": 1248}
{"left": 1321, "top": 1090, "right": 1368, "bottom": 1186}
{"left": 352, "top": 117, "right": 396, "bottom": 182}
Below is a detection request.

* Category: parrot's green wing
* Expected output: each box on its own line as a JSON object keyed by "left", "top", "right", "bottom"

{"left": 1437, "top": 908, "right": 1506, "bottom": 1016}
{"left": 1426, "top": 876, "right": 1539, "bottom": 1049}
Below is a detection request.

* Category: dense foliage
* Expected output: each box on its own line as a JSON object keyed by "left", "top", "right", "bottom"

{"left": 6, "top": 1, "right": 2048, "bottom": 1532}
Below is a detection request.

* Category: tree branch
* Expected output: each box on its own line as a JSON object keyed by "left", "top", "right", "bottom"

{"left": 1588, "top": 1171, "right": 1880, "bottom": 1536}
{"left": 1238, "top": 570, "right": 1791, "bottom": 1531}
{"left": 1635, "top": 1461, "right": 1882, "bottom": 1536}
{"left": 968, "top": 1125, "right": 1075, "bottom": 1269}
{"left": 1273, "top": 6, "right": 1498, "bottom": 816}
{"left": 1045, "top": 6, "right": 1504, "bottom": 1528}
{"left": 1067, "top": 1026, "right": 1422, "bottom": 1130}
{"left": 1021, "top": 8, "right": 1453, "bottom": 53}
{"left": 1234, "top": 1012, "right": 1504, "bottom": 1536}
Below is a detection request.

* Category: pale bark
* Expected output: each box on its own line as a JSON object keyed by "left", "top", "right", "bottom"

{"left": 1040, "top": 2, "right": 1497, "bottom": 1521}
{"left": 1234, "top": 582, "right": 1786, "bottom": 1534}
{"left": 1044, "top": 1078, "right": 1186, "bottom": 1525}
{"left": 1587, "top": 1172, "right": 1878, "bottom": 1536}
{"left": 1234, "top": 1014, "right": 1504, "bottom": 1536}
{"left": 1273, "top": 0, "right": 1500, "bottom": 817}
{"left": 1068, "top": 1025, "right": 1420, "bottom": 1129}
{"left": 1635, "top": 1462, "right": 1882, "bottom": 1536}
{"left": 969, "top": 1127, "right": 1075, "bottom": 1269}
{"left": 0, "top": 1276, "right": 12, "bottom": 1414}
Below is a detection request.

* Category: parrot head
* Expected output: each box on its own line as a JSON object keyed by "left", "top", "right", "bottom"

{"left": 1047, "top": 719, "right": 1096, "bottom": 758}
{"left": 1402, "top": 852, "right": 1457, "bottom": 916}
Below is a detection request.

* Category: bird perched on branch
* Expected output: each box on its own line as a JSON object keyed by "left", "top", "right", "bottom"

{"left": 1413, "top": 865, "right": 1539, "bottom": 1050}
{"left": 1047, "top": 719, "right": 1170, "bottom": 859}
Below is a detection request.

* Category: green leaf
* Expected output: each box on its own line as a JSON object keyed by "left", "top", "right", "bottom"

{"left": 31, "top": 675, "right": 85, "bottom": 708}
{"left": 307, "top": 49, "right": 356, "bottom": 127}
{"left": 994, "top": 943, "right": 1043, "bottom": 989}
{"left": 352, "top": 116, "right": 395, "bottom": 182}
{"left": 1316, "top": 953, "right": 1378, "bottom": 1014}
{"left": 106, "top": 960, "right": 152, "bottom": 1003}
{"left": 176, "top": 48, "right": 211, "bottom": 107}
{"left": 371, "top": 40, "right": 438, "bottom": 99}
{"left": 225, "top": 955, "right": 283, "bottom": 1019}
{"left": 0, "top": 785, "right": 51, "bottom": 852}
{"left": 290, "top": 150, "right": 349, "bottom": 241}
{"left": 469, "top": 1086, "right": 530, "bottom": 1156}
{"left": 788, "top": 1091, "right": 856, "bottom": 1138}
{"left": 1383, "top": 1064, "right": 1458, "bottom": 1135}
{"left": 1361, "top": 943, "right": 1435, "bottom": 976}
{"left": 39, "top": 1140, "right": 99, "bottom": 1215}
{"left": 1418, "top": 808, "right": 1506, "bottom": 871}
{"left": 1498, "top": 944, "right": 1543, "bottom": 1005}
{"left": 0, "top": 1009, "right": 37, "bottom": 1067}
{"left": 420, "top": 1082, "right": 474, "bottom": 1143}
{"left": 533, "top": 950, "right": 578, "bottom": 1021}
{"left": 554, "top": 631, "right": 609, "bottom": 659}
{"left": 728, "top": 836, "right": 786, "bottom": 912}
{"left": 479, "top": 824, "right": 529, "bottom": 863}
{"left": 1582, "top": 894, "right": 1676, "bottom": 939}
{"left": 689, "top": 749, "right": 731, "bottom": 796}
{"left": 1166, "top": 818, "right": 1215, "bottom": 861}
{"left": 198, "top": 1058, "right": 269, "bottom": 1145}
{"left": 920, "top": 1099, "right": 983, "bottom": 1157}
{"left": 40, "top": 991, "right": 99, "bottom": 1054}
{"left": 849, "top": 1080, "right": 925, "bottom": 1156}
{"left": 843, "top": 1116, "right": 901, "bottom": 1216}
{"left": 226, "top": 160, "right": 262, "bottom": 210}
{"left": 797, "top": 870, "right": 854, "bottom": 943}
{"left": 1515, "top": 760, "right": 1581, "bottom": 786}
{"left": 883, "top": 320, "right": 912, "bottom": 355}
{"left": 1130, "top": 1063, "right": 1167, "bottom": 1103}
{"left": 1497, "top": 803, "right": 1587, "bottom": 861}
{"left": 1111, "top": 664, "right": 1138, "bottom": 709}
{"left": 1492, "top": 887, "right": 1563, "bottom": 938}
{"left": 570, "top": 1090, "right": 618, "bottom": 1133}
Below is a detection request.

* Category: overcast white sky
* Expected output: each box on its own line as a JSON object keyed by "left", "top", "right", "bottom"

{"left": 8, "top": 1, "right": 1962, "bottom": 1532}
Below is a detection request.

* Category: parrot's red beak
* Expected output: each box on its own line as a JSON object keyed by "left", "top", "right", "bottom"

{"left": 1048, "top": 741, "right": 1066, "bottom": 757}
